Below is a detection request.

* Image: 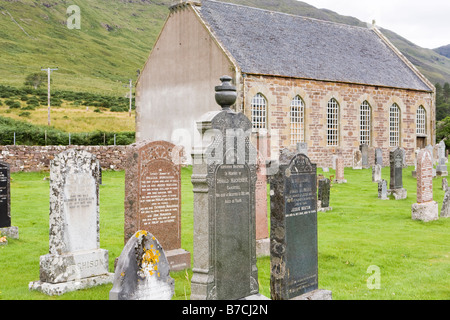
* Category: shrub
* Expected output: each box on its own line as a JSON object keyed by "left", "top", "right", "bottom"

{"left": 19, "top": 111, "right": 31, "bottom": 118}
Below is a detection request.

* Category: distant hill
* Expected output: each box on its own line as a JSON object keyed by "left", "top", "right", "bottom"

{"left": 434, "top": 44, "right": 450, "bottom": 59}
{"left": 0, "top": 0, "right": 449, "bottom": 95}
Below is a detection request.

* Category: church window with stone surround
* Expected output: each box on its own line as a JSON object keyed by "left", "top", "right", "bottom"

{"left": 327, "top": 98, "right": 339, "bottom": 146}
{"left": 251, "top": 93, "right": 267, "bottom": 130}
{"left": 290, "top": 95, "right": 305, "bottom": 145}
{"left": 416, "top": 106, "right": 426, "bottom": 135}
{"left": 359, "top": 101, "right": 371, "bottom": 146}
{"left": 389, "top": 103, "right": 401, "bottom": 147}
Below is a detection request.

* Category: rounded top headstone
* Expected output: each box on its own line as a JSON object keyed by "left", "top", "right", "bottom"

{"left": 215, "top": 75, "right": 237, "bottom": 111}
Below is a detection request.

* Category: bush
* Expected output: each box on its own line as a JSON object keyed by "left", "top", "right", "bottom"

{"left": 19, "top": 111, "right": 31, "bottom": 118}
{"left": 6, "top": 101, "right": 21, "bottom": 109}
{"left": 21, "top": 106, "right": 35, "bottom": 111}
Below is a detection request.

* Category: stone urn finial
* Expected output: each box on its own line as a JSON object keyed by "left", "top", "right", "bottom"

{"left": 215, "top": 76, "right": 237, "bottom": 111}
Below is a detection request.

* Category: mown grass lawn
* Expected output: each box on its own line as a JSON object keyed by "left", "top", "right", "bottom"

{"left": 0, "top": 164, "right": 449, "bottom": 300}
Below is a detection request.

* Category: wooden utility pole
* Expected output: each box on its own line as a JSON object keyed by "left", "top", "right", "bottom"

{"left": 41, "top": 67, "right": 58, "bottom": 126}
{"left": 124, "top": 79, "right": 133, "bottom": 117}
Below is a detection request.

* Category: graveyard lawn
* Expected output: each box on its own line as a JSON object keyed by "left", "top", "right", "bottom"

{"left": 0, "top": 165, "right": 449, "bottom": 300}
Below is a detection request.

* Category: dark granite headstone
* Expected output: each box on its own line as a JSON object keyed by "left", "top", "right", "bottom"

{"left": 390, "top": 147, "right": 404, "bottom": 190}
{"left": 190, "top": 76, "right": 262, "bottom": 300}
{"left": 270, "top": 150, "right": 318, "bottom": 300}
{"left": 0, "top": 162, "right": 11, "bottom": 229}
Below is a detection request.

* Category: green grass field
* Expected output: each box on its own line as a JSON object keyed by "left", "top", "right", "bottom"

{"left": 0, "top": 164, "right": 449, "bottom": 300}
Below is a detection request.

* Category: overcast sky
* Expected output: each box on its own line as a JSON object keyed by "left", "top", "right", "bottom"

{"left": 300, "top": 0, "right": 450, "bottom": 49}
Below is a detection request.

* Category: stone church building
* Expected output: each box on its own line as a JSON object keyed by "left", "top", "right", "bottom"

{"left": 135, "top": 0, "right": 435, "bottom": 167}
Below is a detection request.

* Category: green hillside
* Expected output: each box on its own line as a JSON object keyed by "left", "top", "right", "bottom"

{"left": 0, "top": 0, "right": 449, "bottom": 96}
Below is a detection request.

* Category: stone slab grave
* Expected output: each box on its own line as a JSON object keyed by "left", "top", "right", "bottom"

{"left": 441, "top": 189, "right": 450, "bottom": 218}
{"left": 255, "top": 151, "right": 270, "bottom": 257}
{"left": 387, "top": 147, "right": 407, "bottom": 200}
{"left": 110, "top": 230, "right": 174, "bottom": 300}
{"left": 436, "top": 140, "right": 448, "bottom": 177}
{"left": 333, "top": 156, "right": 347, "bottom": 184}
{"left": 375, "top": 148, "right": 383, "bottom": 167}
{"left": 29, "top": 149, "right": 113, "bottom": 295}
{"left": 190, "top": 76, "right": 267, "bottom": 300}
{"left": 0, "top": 161, "right": 18, "bottom": 241}
{"left": 412, "top": 149, "right": 420, "bottom": 178}
{"left": 270, "top": 150, "right": 331, "bottom": 300}
{"left": 124, "top": 140, "right": 190, "bottom": 272}
{"left": 411, "top": 149, "right": 439, "bottom": 222}
{"left": 318, "top": 178, "right": 332, "bottom": 212}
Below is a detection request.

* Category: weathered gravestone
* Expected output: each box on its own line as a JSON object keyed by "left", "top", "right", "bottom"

{"left": 318, "top": 178, "right": 332, "bottom": 212}
{"left": 411, "top": 149, "right": 439, "bottom": 222}
{"left": 331, "top": 155, "right": 338, "bottom": 170}
{"left": 255, "top": 154, "right": 270, "bottom": 257}
{"left": 0, "top": 161, "right": 18, "bottom": 240}
{"left": 360, "top": 144, "right": 369, "bottom": 168}
{"left": 297, "top": 142, "right": 308, "bottom": 156}
{"left": 441, "top": 189, "right": 450, "bottom": 218}
{"left": 436, "top": 140, "right": 448, "bottom": 177}
{"left": 412, "top": 149, "right": 420, "bottom": 178}
{"left": 270, "top": 150, "right": 331, "bottom": 300}
{"left": 372, "top": 164, "right": 382, "bottom": 183}
{"left": 333, "top": 156, "right": 347, "bottom": 184}
{"left": 443, "top": 178, "right": 448, "bottom": 192}
{"left": 29, "top": 149, "right": 113, "bottom": 295}
{"left": 375, "top": 148, "right": 383, "bottom": 167}
{"left": 378, "top": 179, "right": 388, "bottom": 200}
{"left": 124, "top": 140, "right": 190, "bottom": 272}
{"left": 190, "top": 76, "right": 266, "bottom": 300}
{"left": 387, "top": 147, "right": 407, "bottom": 200}
{"left": 110, "top": 230, "right": 174, "bottom": 300}
{"left": 353, "top": 149, "right": 362, "bottom": 169}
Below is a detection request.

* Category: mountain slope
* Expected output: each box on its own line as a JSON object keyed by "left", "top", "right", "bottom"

{"left": 0, "top": 0, "right": 449, "bottom": 95}
{"left": 434, "top": 44, "right": 450, "bottom": 59}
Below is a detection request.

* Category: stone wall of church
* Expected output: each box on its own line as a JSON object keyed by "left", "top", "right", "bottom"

{"left": 243, "top": 74, "right": 435, "bottom": 167}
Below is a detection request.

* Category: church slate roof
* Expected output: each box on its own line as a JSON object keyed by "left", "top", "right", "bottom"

{"left": 196, "top": 0, "right": 432, "bottom": 92}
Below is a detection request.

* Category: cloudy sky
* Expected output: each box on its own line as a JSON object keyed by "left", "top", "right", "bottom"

{"left": 301, "top": 0, "right": 450, "bottom": 49}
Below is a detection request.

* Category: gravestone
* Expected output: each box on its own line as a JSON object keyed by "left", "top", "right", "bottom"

{"left": 110, "top": 230, "right": 174, "bottom": 300}
{"left": 318, "top": 178, "right": 332, "bottom": 212}
{"left": 29, "top": 149, "right": 113, "bottom": 295}
{"left": 378, "top": 179, "right": 388, "bottom": 200}
{"left": 372, "top": 164, "right": 382, "bottom": 183}
{"left": 331, "top": 155, "right": 338, "bottom": 170}
{"left": 333, "top": 157, "right": 347, "bottom": 184}
{"left": 190, "top": 76, "right": 266, "bottom": 300}
{"left": 0, "top": 162, "right": 18, "bottom": 240}
{"left": 375, "top": 148, "right": 383, "bottom": 167}
{"left": 360, "top": 144, "right": 369, "bottom": 168}
{"left": 412, "top": 149, "right": 420, "bottom": 178}
{"left": 387, "top": 148, "right": 407, "bottom": 200}
{"left": 436, "top": 140, "right": 448, "bottom": 177}
{"left": 353, "top": 149, "right": 362, "bottom": 169}
{"left": 443, "top": 178, "right": 448, "bottom": 192}
{"left": 411, "top": 149, "right": 438, "bottom": 222}
{"left": 124, "top": 140, "right": 190, "bottom": 272}
{"left": 270, "top": 150, "right": 331, "bottom": 300}
{"left": 441, "top": 190, "right": 450, "bottom": 218}
{"left": 255, "top": 154, "right": 270, "bottom": 257}
{"left": 297, "top": 142, "right": 308, "bottom": 156}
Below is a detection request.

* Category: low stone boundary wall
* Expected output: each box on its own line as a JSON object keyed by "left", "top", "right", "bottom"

{"left": 0, "top": 145, "right": 129, "bottom": 172}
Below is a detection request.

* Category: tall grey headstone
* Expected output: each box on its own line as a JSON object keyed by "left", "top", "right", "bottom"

{"left": 375, "top": 148, "right": 383, "bottom": 167}
{"left": 0, "top": 162, "right": 18, "bottom": 240}
{"left": 436, "top": 141, "right": 448, "bottom": 176}
{"left": 29, "top": 149, "right": 113, "bottom": 295}
{"left": 110, "top": 230, "right": 175, "bottom": 300}
{"left": 388, "top": 147, "right": 407, "bottom": 200}
{"left": 270, "top": 150, "right": 331, "bottom": 300}
{"left": 190, "top": 76, "right": 265, "bottom": 300}
{"left": 443, "top": 178, "right": 448, "bottom": 192}
{"left": 360, "top": 144, "right": 369, "bottom": 168}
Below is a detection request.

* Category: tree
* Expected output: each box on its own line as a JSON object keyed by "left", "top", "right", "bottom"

{"left": 24, "top": 73, "right": 47, "bottom": 90}
{"left": 436, "top": 116, "right": 450, "bottom": 149}
{"left": 444, "top": 82, "right": 450, "bottom": 103}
